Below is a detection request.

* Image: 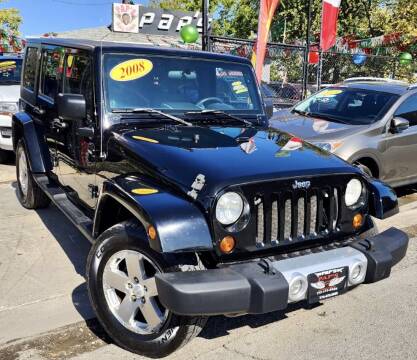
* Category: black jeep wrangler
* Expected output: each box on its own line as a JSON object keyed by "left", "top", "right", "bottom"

{"left": 13, "top": 38, "right": 408, "bottom": 358}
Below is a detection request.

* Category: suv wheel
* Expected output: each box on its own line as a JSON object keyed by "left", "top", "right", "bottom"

{"left": 87, "top": 220, "right": 207, "bottom": 358}
{"left": 16, "top": 139, "right": 50, "bottom": 209}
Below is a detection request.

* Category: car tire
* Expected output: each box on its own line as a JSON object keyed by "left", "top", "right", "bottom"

{"left": 87, "top": 220, "right": 208, "bottom": 358}
{"left": 16, "top": 139, "right": 50, "bottom": 209}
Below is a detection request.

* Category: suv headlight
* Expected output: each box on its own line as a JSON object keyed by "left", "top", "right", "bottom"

{"left": 345, "top": 179, "right": 365, "bottom": 208}
{"left": 216, "top": 192, "right": 244, "bottom": 225}
{"left": 0, "top": 102, "right": 18, "bottom": 115}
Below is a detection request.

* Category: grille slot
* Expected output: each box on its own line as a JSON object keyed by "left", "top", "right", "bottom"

{"left": 255, "top": 187, "right": 339, "bottom": 246}
{"left": 256, "top": 198, "right": 264, "bottom": 246}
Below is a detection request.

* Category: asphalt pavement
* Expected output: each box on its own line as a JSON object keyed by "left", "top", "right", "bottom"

{"left": 0, "top": 160, "right": 416, "bottom": 360}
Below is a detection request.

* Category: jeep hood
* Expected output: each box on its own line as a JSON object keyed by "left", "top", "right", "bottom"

{"left": 112, "top": 125, "right": 356, "bottom": 199}
{"left": 270, "top": 109, "right": 367, "bottom": 141}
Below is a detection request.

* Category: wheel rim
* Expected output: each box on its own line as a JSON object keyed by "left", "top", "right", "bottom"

{"left": 102, "top": 250, "right": 168, "bottom": 335}
{"left": 18, "top": 150, "right": 29, "bottom": 197}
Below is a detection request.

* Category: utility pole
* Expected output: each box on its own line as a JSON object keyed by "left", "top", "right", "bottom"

{"left": 302, "top": 0, "right": 312, "bottom": 99}
{"left": 202, "top": 0, "right": 210, "bottom": 51}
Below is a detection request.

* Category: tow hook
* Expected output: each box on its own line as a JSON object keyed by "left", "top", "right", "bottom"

{"left": 258, "top": 258, "right": 276, "bottom": 275}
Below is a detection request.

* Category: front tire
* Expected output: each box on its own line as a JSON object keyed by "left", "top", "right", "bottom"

{"left": 87, "top": 220, "right": 207, "bottom": 358}
{"left": 16, "top": 139, "right": 50, "bottom": 209}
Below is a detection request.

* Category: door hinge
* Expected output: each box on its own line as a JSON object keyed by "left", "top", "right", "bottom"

{"left": 88, "top": 184, "right": 99, "bottom": 199}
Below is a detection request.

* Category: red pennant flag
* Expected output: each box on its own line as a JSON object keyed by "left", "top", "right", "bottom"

{"left": 320, "top": 0, "right": 341, "bottom": 51}
{"left": 252, "top": 0, "right": 281, "bottom": 81}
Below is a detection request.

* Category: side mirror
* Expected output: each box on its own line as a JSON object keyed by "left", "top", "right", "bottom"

{"left": 56, "top": 93, "right": 86, "bottom": 120}
{"left": 264, "top": 98, "right": 274, "bottom": 119}
{"left": 391, "top": 117, "right": 409, "bottom": 133}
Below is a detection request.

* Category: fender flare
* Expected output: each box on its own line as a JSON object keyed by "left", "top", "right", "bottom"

{"left": 93, "top": 176, "right": 213, "bottom": 253}
{"left": 366, "top": 178, "right": 399, "bottom": 220}
{"left": 12, "top": 112, "right": 52, "bottom": 173}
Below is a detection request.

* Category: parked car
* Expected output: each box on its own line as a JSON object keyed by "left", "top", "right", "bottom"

{"left": 14, "top": 39, "right": 408, "bottom": 358}
{"left": 0, "top": 54, "right": 22, "bottom": 163}
{"left": 271, "top": 78, "right": 417, "bottom": 187}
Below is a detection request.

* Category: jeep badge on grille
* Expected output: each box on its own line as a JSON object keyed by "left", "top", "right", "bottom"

{"left": 292, "top": 180, "right": 311, "bottom": 190}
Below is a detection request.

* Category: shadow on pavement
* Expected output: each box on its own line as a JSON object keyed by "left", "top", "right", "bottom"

{"left": 200, "top": 302, "right": 321, "bottom": 340}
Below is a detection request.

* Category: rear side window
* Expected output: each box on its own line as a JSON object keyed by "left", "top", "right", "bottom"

{"left": 23, "top": 47, "right": 39, "bottom": 91}
{"left": 39, "top": 48, "right": 64, "bottom": 101}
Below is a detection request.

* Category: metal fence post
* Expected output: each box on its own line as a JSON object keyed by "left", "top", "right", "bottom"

{"left": 302, "top": 0, "right": 312, "bottom": 99}
{"left": 202, "top": 0, "right": 210, "bottom": 51}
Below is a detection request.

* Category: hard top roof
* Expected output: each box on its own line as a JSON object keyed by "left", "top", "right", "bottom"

{"left": 26, "top": 37, "right": 252, "bottom": 65}
{"left": 335, "top": 80, "right": 410, "bottom": 95}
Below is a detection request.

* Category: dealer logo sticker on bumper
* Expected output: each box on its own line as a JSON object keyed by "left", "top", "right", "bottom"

{"left": 307, "top": 267, "right": 348, "bottom": 304}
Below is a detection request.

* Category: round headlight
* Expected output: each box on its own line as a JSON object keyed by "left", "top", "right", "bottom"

{"left": 216, "top": 192, "right": 244, "bottom": 225}
{"left": 345, "top": 179, "right": 363, "bottom": 207}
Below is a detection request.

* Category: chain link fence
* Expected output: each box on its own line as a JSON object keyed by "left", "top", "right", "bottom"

{"left": 210, "top": 35, "right": 417, "bottom": 108}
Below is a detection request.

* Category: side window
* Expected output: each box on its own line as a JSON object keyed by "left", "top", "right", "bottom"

{"left": 23, "top": 47, "right": 39, "bottom": 91}
{"left": 63, "top": 52, "right": 94, "bottom": 119}
{"left": 39, "top": 48, "right": 64, "bottom": 101}
{"left": 395, "top": 94, "right": 417, "bottom": 126}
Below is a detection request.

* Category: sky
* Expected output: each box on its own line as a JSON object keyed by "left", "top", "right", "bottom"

{"left": 0, "top": 0, "right": 149, "bottom": 36}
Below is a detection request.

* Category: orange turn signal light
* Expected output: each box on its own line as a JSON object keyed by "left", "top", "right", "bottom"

{"left": 353, "top": 214, "right": 363, "bottom": 230}
{"left": 219, "top": 236, "right": 236, "bottom": 254}
{"left": 147, "top": 225, "right": 157, "bottom": 241}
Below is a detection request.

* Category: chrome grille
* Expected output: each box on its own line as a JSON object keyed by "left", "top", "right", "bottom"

{"left": 254, "top": 187, "right": 340, "bottom": 246}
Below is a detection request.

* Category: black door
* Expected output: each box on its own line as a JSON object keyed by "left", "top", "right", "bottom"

{"left": 38, "top": 45, "right": 98, "bottom": 209}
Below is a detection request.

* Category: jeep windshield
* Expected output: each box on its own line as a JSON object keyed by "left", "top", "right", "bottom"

{"left": 293, "top": 87, "right": 399, "bottom": 125}
{"left": 0, "top": 58, "right": 23, "bottom": 85}
{"left": 103, "top": 54, "right": 262, "bottom": 117}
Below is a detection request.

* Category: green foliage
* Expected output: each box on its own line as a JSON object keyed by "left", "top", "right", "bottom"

{"left": 152, "top": 0, "right": 417, "bottom": 45}
{"left": 0, "top": 0, "right": 22, "bottom": 33}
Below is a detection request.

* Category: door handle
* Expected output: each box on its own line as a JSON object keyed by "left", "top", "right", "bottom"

{"left": 33, "top": 106, "right": 45, "bottom": 115}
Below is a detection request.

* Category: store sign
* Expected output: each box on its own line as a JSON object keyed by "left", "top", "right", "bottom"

{"left": 112, "top": 4, "right": 212, "bottom": 36}
{"left": 112, "top": 3, "right": 140, "bottom": 33}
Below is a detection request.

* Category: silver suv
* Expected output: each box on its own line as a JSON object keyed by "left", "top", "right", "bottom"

{"left": 271, "top": 78, "right": 417, "bottom": 187}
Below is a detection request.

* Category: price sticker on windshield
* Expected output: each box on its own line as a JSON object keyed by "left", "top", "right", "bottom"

{"left": 232, "top": 81, "right": 248, "bottom": 94}
{"left": 317, "top": 89, "right": 342, "bottom": 97}
{"left": 0, "top": 61, "right": 16, "bottom": 72}
{"left": 110, "top": 59, "right": 153, "bottom": 82}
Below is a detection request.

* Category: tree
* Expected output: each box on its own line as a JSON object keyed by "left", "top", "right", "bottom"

{"left": 0, "top": 0, "right": 22, "bottom": 33}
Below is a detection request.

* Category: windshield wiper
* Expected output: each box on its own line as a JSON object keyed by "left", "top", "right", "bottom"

{"left": 0, "top": 80, "right": 19, "bottom": 85}
{"left": 292, "top": 109, "right": 348, "bottom": 124}
{"left": 308, "top": 113, "right": 349, "bottom": 124}
{"left": 291, "top": 109, "right": 310, "bottom": 116}
{"left": 112, "top": 108, "right": 192, "bottom": 127}
{"left": 185, "top": 110, "right": 252, "bottom": 126}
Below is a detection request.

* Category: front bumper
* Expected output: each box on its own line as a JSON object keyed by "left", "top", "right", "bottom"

{"left": 155, "top": 227, "right": 408, "bottom": 316}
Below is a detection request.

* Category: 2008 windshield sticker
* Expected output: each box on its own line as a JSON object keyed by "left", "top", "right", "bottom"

{"left": 110, "top": 59, "right": 153, "bottom": 81}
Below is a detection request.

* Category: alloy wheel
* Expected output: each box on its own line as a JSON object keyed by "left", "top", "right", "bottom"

{"left": 102, "top": 250, "right": 168, "bottom": 335}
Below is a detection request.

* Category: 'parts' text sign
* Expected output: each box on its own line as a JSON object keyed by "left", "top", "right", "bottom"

{"left": 138, "top": 6, "right": 212, "bottom": 36}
